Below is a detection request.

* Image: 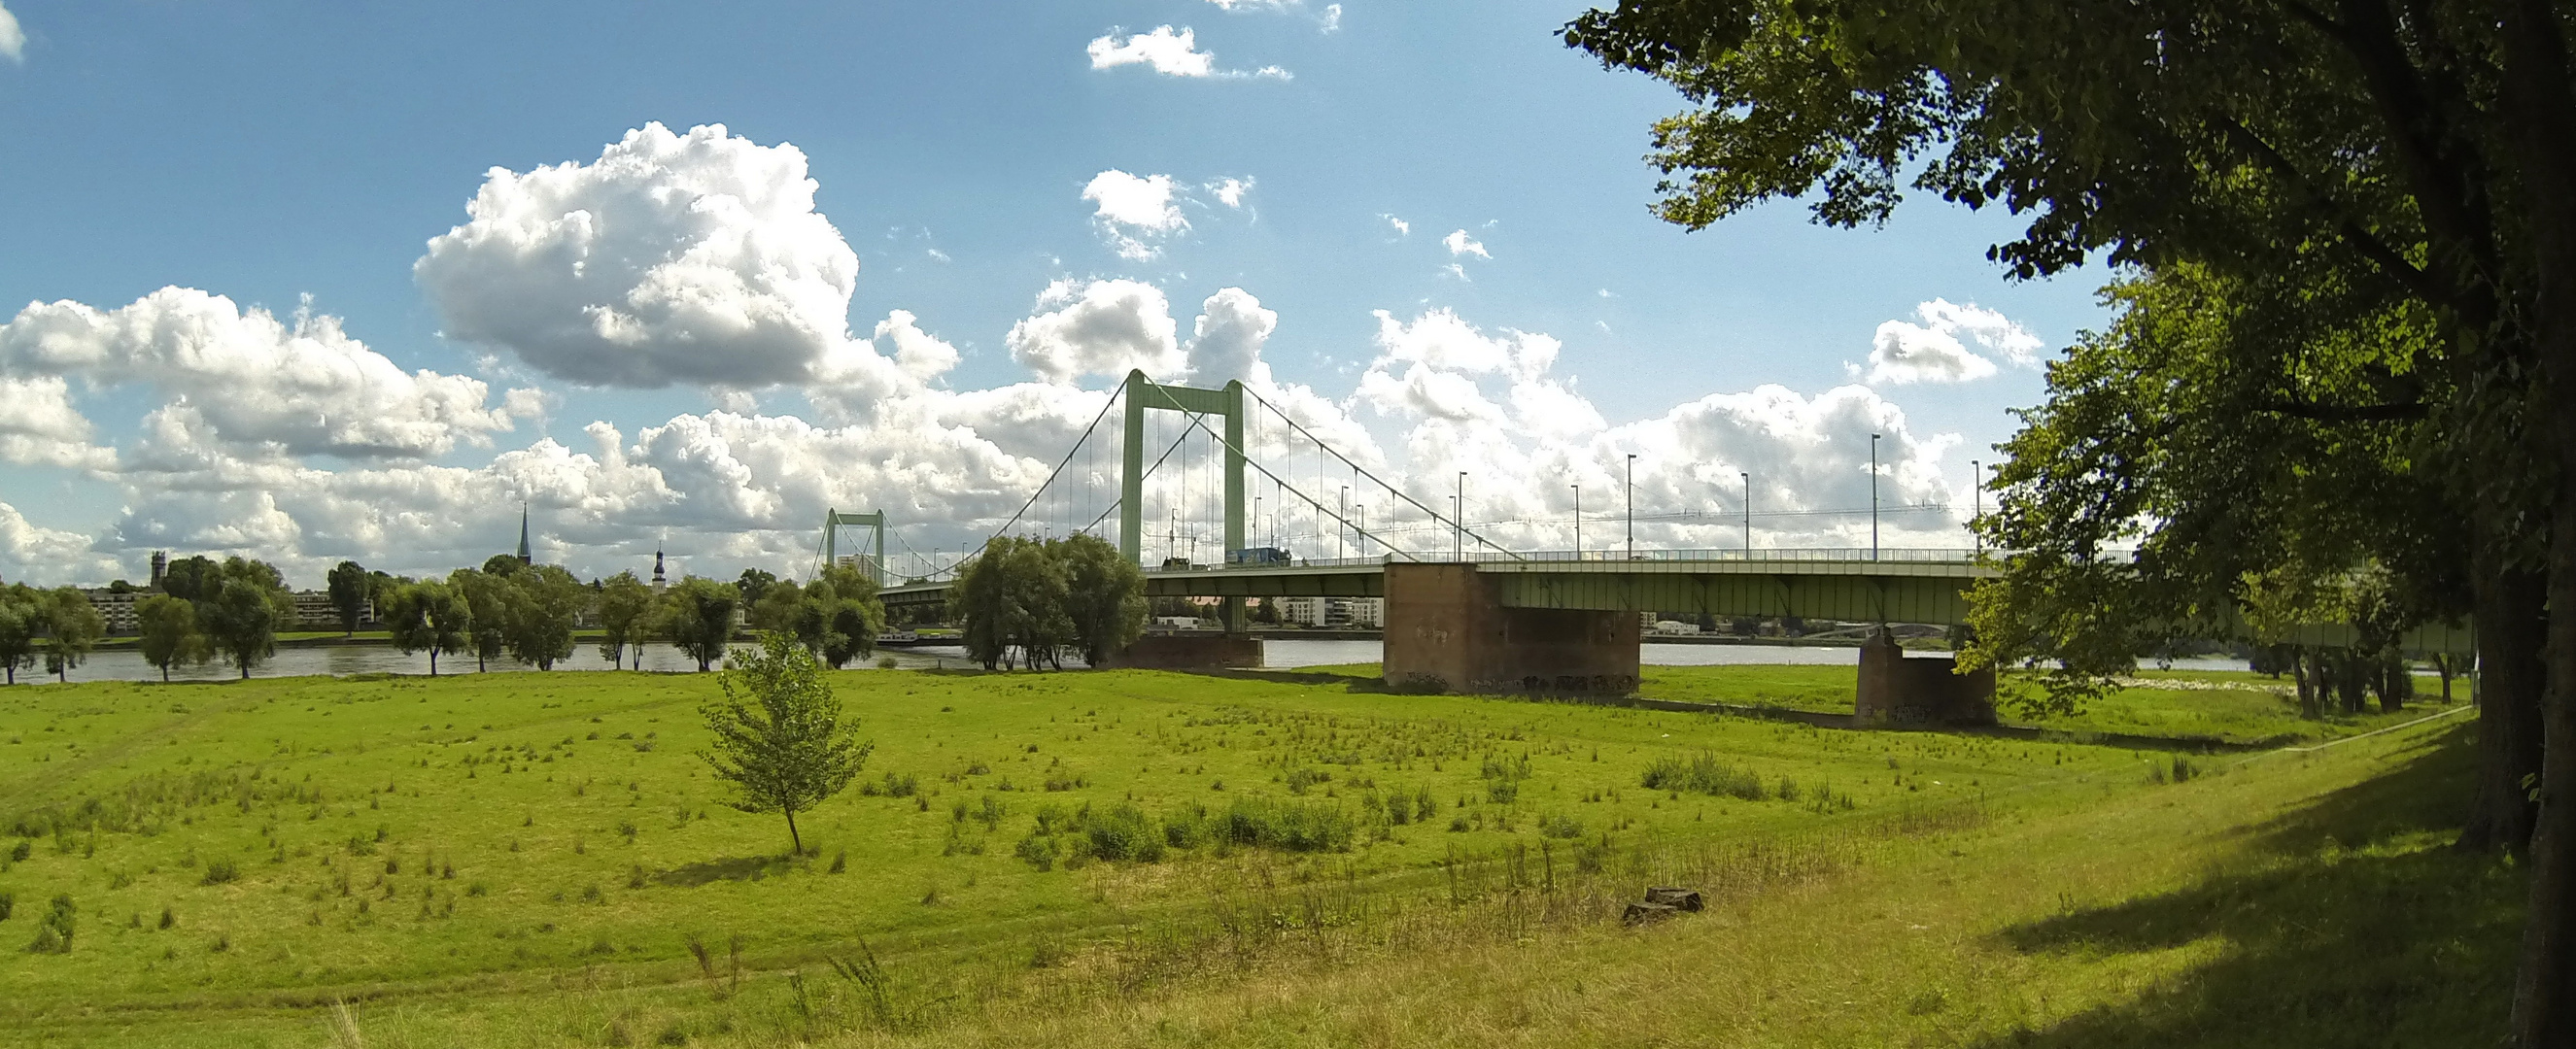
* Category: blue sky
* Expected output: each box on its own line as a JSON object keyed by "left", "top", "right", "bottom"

{"left": 0, "top": 0, "right": 2108, "bottom": 587}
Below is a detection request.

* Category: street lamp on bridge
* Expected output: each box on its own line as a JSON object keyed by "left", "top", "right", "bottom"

{"left": 1870, "top": 432, "right": 1882, "bottom": 561}
{"left": 1740, "top": 471, "right": 1750, "bottom": 555}
{"left": 1570, "top": 484, "right": 1580, "bottom": 559}
{"left": 1625, "top": 454, "right": 1637, "bottom": 559}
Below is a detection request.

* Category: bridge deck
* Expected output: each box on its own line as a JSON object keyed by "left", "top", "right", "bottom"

{"left": 880, "top": 551, "right": 2475, "bottom": 654}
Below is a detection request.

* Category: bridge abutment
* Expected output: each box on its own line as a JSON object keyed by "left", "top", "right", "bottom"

{"left": 1384, "top": 563, "right": 1640, "bottom": 694}
{"left": 1854, "top": 630, "right": 1997, "bottom": 725}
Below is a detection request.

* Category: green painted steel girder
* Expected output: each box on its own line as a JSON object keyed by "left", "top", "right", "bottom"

{"left": 1118, "top": 370, "right": 1245, "bottom": 567}
{"left": 822, "top": 509, "right": 889, "bottom": 587}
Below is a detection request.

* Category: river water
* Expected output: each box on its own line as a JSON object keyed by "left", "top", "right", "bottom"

{"left": 17, "top": 639, "right": 2250, "bottom": 684}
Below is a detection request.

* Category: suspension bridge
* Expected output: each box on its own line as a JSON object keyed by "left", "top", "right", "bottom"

{"left": 828, "top": 370, "right": 2468, "bottom": 721}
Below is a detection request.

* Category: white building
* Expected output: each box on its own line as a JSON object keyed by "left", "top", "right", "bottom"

{"left": 1275, "top": 596, "right": 1384, "bottom": 628}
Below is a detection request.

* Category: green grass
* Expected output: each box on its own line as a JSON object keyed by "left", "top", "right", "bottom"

{"left": 0, "top": 663, "right": 2516, "bottom": 1046}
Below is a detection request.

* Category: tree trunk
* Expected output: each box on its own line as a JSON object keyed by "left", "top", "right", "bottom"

{"left": 784, "top": 808, "right": 803, "bottom": 856}
{"left": 2461, "top": 569, "right": 2550, "bottom": 856}
{"left": 429, "top": 648, "right": 439, "bottom": 677}
{"left": 2294, "top": 647, "right": 2318, "bottom": 719}
{"left": 160, "top": 663, "right": 169, "bottom": 684}
{"left": 2507, "top": 2, "right": 2576, "bottom": 1040}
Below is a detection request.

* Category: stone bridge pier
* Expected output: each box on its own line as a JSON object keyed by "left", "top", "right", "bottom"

{"left": 1383, "top": 563, "right": 1640, "bottom": 694}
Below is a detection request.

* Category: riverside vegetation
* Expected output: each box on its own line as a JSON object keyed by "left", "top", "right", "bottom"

{"left": 0, "top": 662, "right": 2512, "bottom": 1046}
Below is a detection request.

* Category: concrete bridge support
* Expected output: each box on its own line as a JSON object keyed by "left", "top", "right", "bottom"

{"left": 1855, "top": 630, "right": 1997, "bottom": 725}
{"left": 1384, "top": 563, "right": 1640, "bottom": 694}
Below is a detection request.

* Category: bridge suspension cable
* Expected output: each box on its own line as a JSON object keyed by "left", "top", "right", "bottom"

{"left": 1137, "top": 383, "right": 1425, "bottom": 561}
{"left": 1238, "top": 387, "right": 1524, "bottom": 560}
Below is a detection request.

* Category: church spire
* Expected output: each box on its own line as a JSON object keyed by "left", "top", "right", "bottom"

{"left": 516, "top": 503, "right": 532, "bottom": 564}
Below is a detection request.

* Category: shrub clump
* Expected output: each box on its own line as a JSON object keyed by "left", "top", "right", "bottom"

{"left": 1014, "top": 796, "right": 1355, "bottom": 869}
{"left": 27, "top": 895, "right": 75, "bottom": 954}
{"left": 1641, "top": 752, "right": 1769, "bottom": 800}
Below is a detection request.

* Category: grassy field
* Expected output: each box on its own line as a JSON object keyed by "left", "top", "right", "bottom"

{"left": 0, "top": 661, "right": 2513, "bottom": 1046}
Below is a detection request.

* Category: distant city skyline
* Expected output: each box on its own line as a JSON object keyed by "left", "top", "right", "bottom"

{"left": 0, "top": 1, "right": 2110, "bottom": 589}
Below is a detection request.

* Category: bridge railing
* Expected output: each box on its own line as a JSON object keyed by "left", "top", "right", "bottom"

{"left": 1140, "top": 547, "right": 2008, "bottom": 573}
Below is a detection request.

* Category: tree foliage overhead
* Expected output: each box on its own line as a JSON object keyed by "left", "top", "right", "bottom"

{"left": 699, "top": 631, "right": 872, "bottom": 855}
{"left": 1564, "top": 4, "right": 2576, "bottom": 1036}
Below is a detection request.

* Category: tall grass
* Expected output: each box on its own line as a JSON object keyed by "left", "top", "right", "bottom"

{"left": 1639, "top": 751, "right": 1768, "bottom": 800}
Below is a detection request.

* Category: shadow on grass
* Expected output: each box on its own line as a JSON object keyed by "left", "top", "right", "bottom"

{"left": 1971, "top": 722, "right": 2522, "bottom": 1048}
{"left": 653, "top": 854, "right": 799, "bottom": 887}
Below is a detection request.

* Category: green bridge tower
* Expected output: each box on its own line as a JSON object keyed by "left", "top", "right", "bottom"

{"left": 1118, "top": 369, "right": 1246, "bottom": 631}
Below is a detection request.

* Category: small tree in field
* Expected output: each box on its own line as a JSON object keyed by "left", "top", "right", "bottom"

{"left": 700, "top": 632, "right": 871, "bottom": 855}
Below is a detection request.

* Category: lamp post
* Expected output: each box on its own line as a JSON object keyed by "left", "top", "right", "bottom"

{"left": 1870, "top": 433, "right": 1882, "bottom": 561}
{"left": 1456, "top": 472, "right": 1467, "bottom": 559}
{"left": 1339, "top": 486, "right": 1349, "bottom": 562}
{"left": 1740, "top": 471, "right": 1751, "bottom": 556}
{"left": 1255, "top": 495, "right": 1264, "bottom": 549}
{"left": 1571, "top": 484, "right": 1581, "bottom": 559}
{"left": 1971, "top": 459, "right": 1983, "bottom": 558}
{"left": 1625, "top": 454, "right": 1637, "bottom": 559}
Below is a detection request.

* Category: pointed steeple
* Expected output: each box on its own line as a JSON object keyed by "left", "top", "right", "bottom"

{"left": 515, "top": 503, "right": 532, "bottom": 564}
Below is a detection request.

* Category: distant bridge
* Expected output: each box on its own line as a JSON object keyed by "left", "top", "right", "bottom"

{"left": 851, "top": 370, "right": 2471, "bottom": 706}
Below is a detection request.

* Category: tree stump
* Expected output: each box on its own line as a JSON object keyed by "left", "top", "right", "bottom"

{"left": 1622, "top": 901, "right": 1679, "bottom": 926}
{"left": 1644, "top": 886, "right": 1703, "bottom": 911}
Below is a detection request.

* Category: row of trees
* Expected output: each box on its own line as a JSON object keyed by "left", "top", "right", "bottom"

{"left": 945, "top": 534, "right": 1148, "bottom": 670}
{"left": 373, "top": 556, "right": 889, "bottom": 676}
{"left": 1565, "top": 0, "right": 2576, "bottom": 1036}
{"left": 0, "top": 584, "right": 108, "bottom": 684}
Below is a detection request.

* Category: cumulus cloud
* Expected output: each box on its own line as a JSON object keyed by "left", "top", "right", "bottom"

{"left": 0, "top": 502, "right": 113, "bottom": 584}
{"left": 1381, "top": 214, "right": 1410, "bottom": 237}
{"left": 1442, "top": 229, "right": 1491, "bottom": 259}
{"left": 0, "top": 288, "right": 534, "bottom": 460}
{"left": 416, "top": 122, "right": 865, "bottom": 389}
{"left": 1185, "top": 288, "right": 1277, "bottom": 384}
{"left": 1208, "top": 177, "right": 1254, "bottom": 209}
{"left": 1865, "top": 298, "right": 2044, "bottom": 384}
{"left": 1006, "top": 280, "right": 1185, "bottom": 385}
{"left": 0, "top": 376, "right": 112, "bottom": 470}
{"left": 1087, "top": 25, "right": 1290, "bottom": 80}
{"left": 0, "top": 3, "right": 23, "bottom": 62}
{"left": 1082, "top": 170, "right": 1188, "bottom": 258}
{"left": 1204, "top": 0, "right": 1340, "bottom": 31}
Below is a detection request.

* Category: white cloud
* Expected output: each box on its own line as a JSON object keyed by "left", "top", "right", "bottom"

{"left": 1440, "top": 263, "right": 1469, "bottom": 282}
{"left": 1088, "top": 25, "right": 1219, "bottom": 77}
{"left": 1204, "top": 0, "right": 1339, "bottom": 32}
{"left": 1442, "top": 229, "right": 1491, "bottom": 259}
{"left": 0, "top": 501, "right": 113, "bottom": 584}
{"left": 415, "top": 122, "right": 865, "bottom": 389}
{"left": 1865, "top": 299, "right": 2039, "bottom": 384}
{"left": 0, "top": 376, "right": 111, "bottom": 470}
{"left": 1185, "top": 288, "right": 1277, "bottom": 384}
{"left": 1082, "top": 170, "right": 1190, "bottom": 259}
{"left": 1087, "top": 25, "right": 1290, "bottom": 80}
{"left": 0, "top": 3, "right": 24, "bottom": 63}
{"left": 1005, "top": 279, "right": 1185, "bottom": 385}
{"left": 1381, "top": 214, "right": 1410, "bottom": 237}
{"left": 1208, "top": 177, "right": 1254, "bottom": 209}
{"left": 0, "top": 288, "right": 534, "bottom": 460}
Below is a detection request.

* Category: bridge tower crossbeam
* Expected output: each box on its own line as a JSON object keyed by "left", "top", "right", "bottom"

{"left": 822, "top": 509, "right": 889, "bottom": 588}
